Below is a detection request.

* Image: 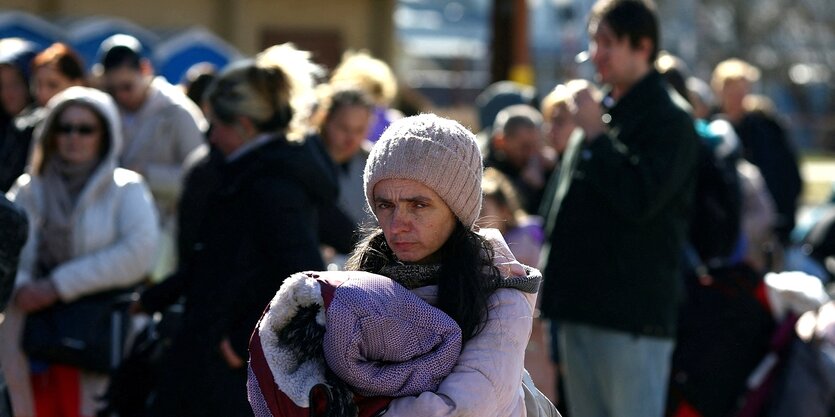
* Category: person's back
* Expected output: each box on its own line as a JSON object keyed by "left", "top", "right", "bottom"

{"left": 136, "top": 44, "right": 337, "bottom": 417}
{"left": 711, "top": 59, "right": 802, "bottom": 246}
{"left": 734, "top": 106, "right": 801, "bottom": 245}
{"left": 539, "top": 1, "right": 699, "bottom": 416}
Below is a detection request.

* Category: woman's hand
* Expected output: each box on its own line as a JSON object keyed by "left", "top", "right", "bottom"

{"left": 219, "top": 337, "right": 245, "bottom": 369}
{"left": 15, "top": 280, "right": 60, "bottom": 313}
{"left": 128, "top": 299, "right": 145, "bottom": 315}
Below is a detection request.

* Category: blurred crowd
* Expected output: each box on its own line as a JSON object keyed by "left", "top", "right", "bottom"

{"left": 0, "top": 0, "right": 834, "bottom": 416}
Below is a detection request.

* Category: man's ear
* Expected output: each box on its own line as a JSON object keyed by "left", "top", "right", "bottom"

{"left": 638, "top": 37, "right": 654, "bottom": 63}
{"left": 139, "top": 58, "right": 154, "bottom": 77}
{"left": 493, "top": 132, "right": 507, "bottom": 151}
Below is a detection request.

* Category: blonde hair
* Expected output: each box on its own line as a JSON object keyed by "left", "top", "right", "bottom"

{"left": 540, "top": 84, "right": 572, "bottom": 121}
{"left": 206, "top": 43, "right": 322, "bottom": 142}
{"left": 541, "top": 79, "right": 598, "bottom": 120}
{"left": 711, "top": 58, "right": 761, "bottom": 94}
{"left": 330, "top": 50, "right": 397, "bottom": 106}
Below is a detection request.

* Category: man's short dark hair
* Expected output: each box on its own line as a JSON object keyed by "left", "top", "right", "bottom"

{"left": 493, "top": 104, "right": 543, "bottom": 137}
{"left": 98, "top": 34, "right": 144, "bottom": 72}
{"left": 589, "top": 0, "right": 659, "bottom": 63}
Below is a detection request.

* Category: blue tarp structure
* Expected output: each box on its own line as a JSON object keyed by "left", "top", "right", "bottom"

{"left": 154, "top": 28, "right": 240, "bottom": 84}
{"left": 0, "top": 11, "right": 63, "bottom": 50}
{"left": 67, "top": 17, "right": 161, "bottom": 72}
{"left": 0, "top": 11, "right": 241, "bottom": 84}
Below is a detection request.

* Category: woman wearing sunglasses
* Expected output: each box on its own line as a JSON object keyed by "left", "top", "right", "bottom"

{"left": 0, "top": 86, "right": 158, "bottom": 417}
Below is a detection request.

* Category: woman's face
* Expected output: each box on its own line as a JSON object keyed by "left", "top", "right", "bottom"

{"left": 55, "top": 104, "right": 103, "bottom": 165}
{"left": 208, "top": 115, "right": 246, "bottom": 157}
{"left": 720, "top": 78, "right": 749, "bottom": 120}
{"left": 372, "top": 178, "right": 457, "bottom": 264}
{"left": 34, "top": 64, "right": 81, "bottom": 107}
{"left": 0, "top": 65, "right": 30, "bottom": 116}
{"left": 544, "top": 104, "right": 575, "bottom": 155}
{"left": 322, "top": 104, "right": 372, "bottom": 164}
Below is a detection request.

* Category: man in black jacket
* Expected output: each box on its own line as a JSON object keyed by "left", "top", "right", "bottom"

{"left": 539, "top": 1, "right": 699, "bottom": 416}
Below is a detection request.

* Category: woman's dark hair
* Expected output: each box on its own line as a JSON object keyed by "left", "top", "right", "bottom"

{"left": 345, "top": 222, "right": 500, "bottom": 342}
{"left": 589, "top": 0, "right": 659, "bottom": 63}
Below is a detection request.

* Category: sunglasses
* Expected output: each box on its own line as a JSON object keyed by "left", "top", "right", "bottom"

{"left": 57, "top": 123, "right": 98, "bottom": 136}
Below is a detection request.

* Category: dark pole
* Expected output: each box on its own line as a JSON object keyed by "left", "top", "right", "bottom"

{"left": 490, "top": 0, "right": 533, "bottom": 85}
{"left": 490, "top": 0, "right": 513, "bottom": 84}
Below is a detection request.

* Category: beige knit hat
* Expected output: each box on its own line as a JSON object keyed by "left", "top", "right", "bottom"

{"left": 364, "top": 113, "right": 483, "bottom": 228}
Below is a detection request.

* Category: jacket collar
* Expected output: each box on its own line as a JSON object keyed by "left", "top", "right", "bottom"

{"left": 604, "top": 70, "right": 669, "bottom": 144}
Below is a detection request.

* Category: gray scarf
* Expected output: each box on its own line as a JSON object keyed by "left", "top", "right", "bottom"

{"left": 36, "top": 157, "right": 98, "bottom": 278}
{"left": 379, "top": 264, "right": 441, "bottom": 289}
{"left": 379, "top": 263, "right": 541, "bottom": 294}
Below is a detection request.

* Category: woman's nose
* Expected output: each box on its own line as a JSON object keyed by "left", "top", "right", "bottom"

{"left": 389, "top": 207, "right": 410, "bottom": 232}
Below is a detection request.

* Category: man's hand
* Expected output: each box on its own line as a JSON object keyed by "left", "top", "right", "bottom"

{"left": 568, "top": 81, "right": 606, "bottom": 142}
{"left": 219, "top": 337, "right": 245, "bottom": 369}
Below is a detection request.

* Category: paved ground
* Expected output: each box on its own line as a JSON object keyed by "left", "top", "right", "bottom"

{"left": 525, "top": 317, "right": 559, "bottom": 404}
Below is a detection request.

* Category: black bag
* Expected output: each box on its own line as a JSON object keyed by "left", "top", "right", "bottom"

{"left": 22, "top": 289, "right": 133, "bottom": 373}
{"left": 97, "top": 303, "right": 184, "bottom": 417}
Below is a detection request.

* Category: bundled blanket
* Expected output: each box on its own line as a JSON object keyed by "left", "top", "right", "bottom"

{"left": 248, "top": 270, "right": 463, "bottom": 417}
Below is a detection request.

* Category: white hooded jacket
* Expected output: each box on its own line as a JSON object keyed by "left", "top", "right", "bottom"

{"left": 119, "top": 76, "right": 206, "bottom": 217}
{"left": 1, "top": 86, "right": 159, "bottom": 417}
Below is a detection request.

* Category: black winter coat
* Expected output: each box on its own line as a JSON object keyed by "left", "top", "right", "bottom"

{"left": 142, "top": 135, "right": 338, "bottom": 417}
{"left": 540, "top": 71, "right": 700, "bottom": 338}
{"left": 0, "top": 107, "right": 43, "bottom": 192}
{"left": 0, "top": 194, "right": 27, "bottom": 312}
{"left": 0, "top": 195, "right": 27, "bottom": 417}
{"left": 734, "top": 111, "right": 802, "bottom": 244}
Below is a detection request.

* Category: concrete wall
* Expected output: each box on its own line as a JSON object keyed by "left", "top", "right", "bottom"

{"left": 7, "top": 0, "right": 395, "bottom": 63}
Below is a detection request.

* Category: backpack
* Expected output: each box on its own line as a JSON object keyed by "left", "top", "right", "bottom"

{"left": 688, "top": 119, "right": 743, "bottom": 266}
